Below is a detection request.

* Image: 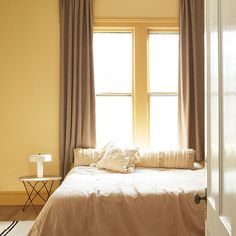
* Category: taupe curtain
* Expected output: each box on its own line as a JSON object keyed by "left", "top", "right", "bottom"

{"left": 59, "top": 0, "right": 96, "bottom": 178}
{"left": 178, "top": 0, "right": 204, "bottom": 161}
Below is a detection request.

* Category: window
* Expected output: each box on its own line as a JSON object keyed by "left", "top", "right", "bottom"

{"left": 93, "top": 32, "right": 133, "bottom": 148}
{"left": 93, "top": 20, "right": 179, "bottom": 149}
{"left": 149, "top": 33, "right": 179, "bottom": 149}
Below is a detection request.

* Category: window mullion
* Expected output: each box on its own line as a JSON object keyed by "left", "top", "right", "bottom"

{"left": 96, "top": 93, "right": 132, "bottom": 96}
{"left": 149, "top": 92, "right": 178, "bottom": 96}
{"left": 133, "top": 27, "right": 149, "bottom": 148}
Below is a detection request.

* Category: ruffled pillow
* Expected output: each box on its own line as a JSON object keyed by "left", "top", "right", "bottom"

{"left": 95, "top": 142, "right": 139, "bottom": 173}
{"left": 73, "top": 148, "right": 102, "bottom": 166}
{"left": 136, "top": 149, "right": 195, "bottom": 169}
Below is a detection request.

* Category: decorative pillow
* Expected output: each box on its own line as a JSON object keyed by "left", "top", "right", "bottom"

{"left": 95, "top": 141, "right": 116, "bottom": 160}
{"left": 95, "top": 143, "right": 139, "bottom": 173}
{"left": 73, "top": 148, "right": 102, "bottom": 166}
{"left": 136, "top": 149, "right": 195, "bottom": 169}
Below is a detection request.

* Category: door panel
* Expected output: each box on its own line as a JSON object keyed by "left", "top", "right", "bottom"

{"left": 221, "top": 0, "right": 236, "bottom": 232}
{"left": 206, "top": 0, "right": 236, "bottom": 235}
{"left": 207, "top": 0, "right": 219, "bottom": 210}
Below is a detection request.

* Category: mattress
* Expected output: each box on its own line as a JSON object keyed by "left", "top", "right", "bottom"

{"left": 28, "top": 166, "right": 206, "bottom": 236}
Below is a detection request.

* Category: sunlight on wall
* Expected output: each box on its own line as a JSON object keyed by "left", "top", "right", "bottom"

{"left": 0, "top": 0, "right": 179, "bottom": 196}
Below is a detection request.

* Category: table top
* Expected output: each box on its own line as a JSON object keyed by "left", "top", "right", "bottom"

{"left": 18, "top": 175, "right": 62, "bottom": 181}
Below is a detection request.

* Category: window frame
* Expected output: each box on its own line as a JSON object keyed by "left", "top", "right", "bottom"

{"left": 94, "top": 19, "right": 179, "bottom": 148}
{"left": 148, "top": 31, "right": 179, "bottom": 149}
{"left": 93, "top": 30, "right": 134, "bottom": 146}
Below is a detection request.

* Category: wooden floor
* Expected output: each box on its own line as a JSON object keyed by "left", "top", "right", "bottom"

{"left": 0, "top": 205, "right": 43, "bottom": 221}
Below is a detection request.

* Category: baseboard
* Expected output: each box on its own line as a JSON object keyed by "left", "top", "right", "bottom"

{"left": 0, "top": 191, "right": 51, "bottom": 205}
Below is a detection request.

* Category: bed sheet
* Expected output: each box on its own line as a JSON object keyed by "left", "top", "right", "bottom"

{"left": 28, "top": 166, "right": 206, "bottom": 236}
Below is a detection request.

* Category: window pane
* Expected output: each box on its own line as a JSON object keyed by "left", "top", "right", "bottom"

{"left": 149, "top": 33, "right": 179, "bottom": 92}
{"left": 93, "top": 32, "right": 132, "bottom": 93}
{"left": 96, "top": 96, "right": 132, "bottom": 148}
{"left": 150, "top": 96, "right": 178, "bottom": 150}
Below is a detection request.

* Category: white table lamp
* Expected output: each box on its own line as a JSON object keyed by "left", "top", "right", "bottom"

{"left": 29, "top": 154, "right": 52, "bottom": 178}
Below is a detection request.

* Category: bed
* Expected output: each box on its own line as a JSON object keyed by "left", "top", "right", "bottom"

{"left": 28, "top": 166, "right": 206, "bottom": 236}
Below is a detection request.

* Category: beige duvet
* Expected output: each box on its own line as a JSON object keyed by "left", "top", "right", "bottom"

{"left": 28, "top": 166, "right": 206, "bottom": 236}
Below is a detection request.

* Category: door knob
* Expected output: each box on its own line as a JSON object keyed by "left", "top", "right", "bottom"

{"left": 194, "top": 188, "right": 207, "bottom": 204}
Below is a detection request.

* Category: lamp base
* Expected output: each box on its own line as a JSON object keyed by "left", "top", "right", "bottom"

{"left": 37, "top": 161, "right": 43, "bottom": 178}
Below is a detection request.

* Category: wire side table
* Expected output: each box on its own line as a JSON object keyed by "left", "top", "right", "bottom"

{"left": 18, "top": 175, "right": 62, "bottom": 214}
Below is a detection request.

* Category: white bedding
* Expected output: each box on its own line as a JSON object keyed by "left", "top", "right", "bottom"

{"left": 28, "top": 166, "right": 206, "bottom": 236}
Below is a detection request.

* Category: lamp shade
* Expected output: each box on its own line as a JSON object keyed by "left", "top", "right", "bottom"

{"left": 29, "top": 154, "right": 52, "bottom": 162}
{"left": 29, "top": 154, "right": 52, "bottom": 178}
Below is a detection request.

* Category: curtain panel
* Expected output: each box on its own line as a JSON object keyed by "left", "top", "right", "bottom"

{"left": 59, "top": 0, "right": 96, "bottom": 178}
{"left": 178, "top": 0, "right": 205, "bottom": 161}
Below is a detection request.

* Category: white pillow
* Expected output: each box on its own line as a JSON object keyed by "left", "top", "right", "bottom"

{"left": 95, "top": 141, "right": 116, "bottom": 160}
{"left": 96, "top": 143, "right": 139, "bottom": 173}
{"left": 73, "top": 148, "right": 102, "bottom": 166}
{"left": 136, "top": 149, "right": 195, "bottom": 169}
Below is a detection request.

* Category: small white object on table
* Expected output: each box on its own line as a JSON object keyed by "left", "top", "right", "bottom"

{"left": 29, "top": 154, "right": 52, "bottom": 178}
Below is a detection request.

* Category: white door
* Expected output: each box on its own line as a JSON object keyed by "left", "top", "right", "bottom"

{"left": 205, "top": 0, "right": 236, "bottom": 235}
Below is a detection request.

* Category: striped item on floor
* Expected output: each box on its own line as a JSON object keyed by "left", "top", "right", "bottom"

{"left": 0, "top": 221, "right": 34, "bottom": 236}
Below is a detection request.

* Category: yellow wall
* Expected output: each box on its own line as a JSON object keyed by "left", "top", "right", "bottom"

{"left": 0, "top": 0, "right": 179, "bottom": 203}
{"left": 0, "top": 0, "right": 60, "bottom": 193}
{"left": 94, "top": 0, "right": 179, "bottom": 18}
